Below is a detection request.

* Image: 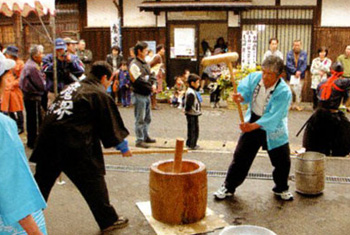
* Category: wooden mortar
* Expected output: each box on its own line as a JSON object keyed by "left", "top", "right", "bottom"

{"left": 149, "top": 138, "right": 207, "bottom": 224}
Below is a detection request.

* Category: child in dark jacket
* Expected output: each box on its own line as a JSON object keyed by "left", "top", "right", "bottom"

{"left": 118, "top": 61, "right": 131, "bottom": 107}
{"left": 184, "top": 74, "right": 202, "bottom": 150}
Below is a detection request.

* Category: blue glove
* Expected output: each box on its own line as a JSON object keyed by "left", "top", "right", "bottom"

{"left": 116, "top": 139, "right": 129, "bottom": 154}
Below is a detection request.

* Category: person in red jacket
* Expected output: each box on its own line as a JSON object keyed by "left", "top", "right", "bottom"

{"left": 0, "top": 46, "right": 24, "bottom": 134}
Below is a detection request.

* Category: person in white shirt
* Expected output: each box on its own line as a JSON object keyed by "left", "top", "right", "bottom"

{"left": 263, "top": 38, "right": 283, "bottom": 62}
{"left": 310, "top": 47, "right": 332, "bottom": 109}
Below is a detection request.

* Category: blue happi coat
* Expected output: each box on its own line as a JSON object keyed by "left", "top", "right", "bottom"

{"left": 238, "top": 72, "right": 292, "bottom": 150}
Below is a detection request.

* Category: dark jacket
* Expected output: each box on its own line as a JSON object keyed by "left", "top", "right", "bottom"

{"left": 19, "top": 59, "right": 46, "bottom": 100}
{"left": 42, "top": 54, "right": 85, "bottom": 92}
{"left": 129, "top": 57, "right": 156, "bottom": 96}
{"left": 286, "top": 50, "right": 308, "bottom": 81}
{"left": 30, "top": 75, "right": 129, "bottom": 175}
{"left": 106, "top": 54, "right": 123, "bottom": 71}
{"left": 185, "top": 87, "right": 202, "bottom": 116}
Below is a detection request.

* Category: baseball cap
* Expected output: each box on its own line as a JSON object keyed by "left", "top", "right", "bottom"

{"left": 0, "top": 52, "right": 16, "bottom": 77}
{"left": 4, "top": 45, "right": 19, "bottom": 57}
{"left": 64, "top": 37, "right": 78, "bottom": 44}
{"left": 55, "top": 38, "right": 67, "bottom": 50}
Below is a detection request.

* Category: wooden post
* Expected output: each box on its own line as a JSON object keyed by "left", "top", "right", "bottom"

{"left": 13, "top": 14, "right": 23, "bottom": 57}
{"left": 173, "top": 138, "right": 184, "bottom": 173}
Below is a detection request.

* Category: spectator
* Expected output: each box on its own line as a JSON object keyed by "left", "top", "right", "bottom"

{"left": 303, "top": 62, "right": 350, "bottom": 157}
{"left": 184, "top": 74, "right": 202, "bottom": 150}
{"left": 117, "top": 61, "right": 131, "bottom": 107}
{"left": 42, "top": 38, "right": 84, "bottom": 105}
{"left": 203, "top": 62, "right": 224, "bottom": 108}
{"left": 337, "top": 45, "right": 350, "bottom": 78}
{"left": 149, "top": 44, "right": 166, "bottom": 110}
{"left": 214, "top": 37, "right": 228, "bottom": 53}
{"left": 107, "top": 45, "right": 123, "bottom": 72}
{"left": 0, "top": 52, "right": 47, "bottom": 235}
{"left": 263, "top": 38, "right": 283, "bottom": 61}
{"left": 106, "top": 45, "right": 123, "bottom": 103}
{"left": 30, "top": 61, "right": 132, "bottom": 233}
{"left": 19, "top": 45, "right": 46, "bottom": 149}
{"left": 310, "top": 47, "right": 332, "bottom": 109}
{"left": 77, "top": 39, "right": 93, "bottom": 74}
{"left": 129, "top": 41, "right": 157, "bottom": 148}
{"left": 63, "top": 37, "right": 78, "bottom": 55}
{"left": 286, "top": 39, "right": 308, "bottom": 111}
{"left": 171, "top": 76, "right": 186, "bottom": 108}
{"left": 1, "top": 46, "right": 25, "bottom": 133}
{"left": 145, "top": 49, "right": 154, "bottom": 63}
{"left": 214, "top": 55, "right": 294, "bottom": 201}
{"left": 127, "top": 47, "right": 135, "bottom": 66}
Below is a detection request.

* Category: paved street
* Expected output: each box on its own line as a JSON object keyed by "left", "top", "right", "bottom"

{"left": 25, "top": 100, "right": 350, "bottom": 235}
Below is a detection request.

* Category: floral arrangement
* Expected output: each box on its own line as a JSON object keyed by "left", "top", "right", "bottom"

{"left": 218, "top": 65, "right": 262, "bottom": 100}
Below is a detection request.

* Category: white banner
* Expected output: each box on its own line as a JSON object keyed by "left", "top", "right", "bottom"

{"left": 241, "top": 30, "right": 257, "bottom": 68}
{"left": 111, "top": 18, "right": 122, "bottom": 48}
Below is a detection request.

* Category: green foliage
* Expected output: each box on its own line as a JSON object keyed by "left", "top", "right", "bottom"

{"left": 219, "top": 65, "right": 262, "bottom": 100}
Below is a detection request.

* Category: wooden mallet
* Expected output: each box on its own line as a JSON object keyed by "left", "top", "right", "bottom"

{"left": 201, "top": 52, "right": 244, "bottom": 123}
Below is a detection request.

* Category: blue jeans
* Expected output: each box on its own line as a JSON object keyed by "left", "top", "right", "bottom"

{"left": 132, "top": 93, "right": 151, "bottom": 143}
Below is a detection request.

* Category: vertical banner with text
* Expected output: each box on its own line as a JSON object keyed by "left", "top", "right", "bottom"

{"left": 241, "top": 30, "right": 257, "bottom": 68}
{"left": 111, "top": 18, "right": 122, "bottom": 50}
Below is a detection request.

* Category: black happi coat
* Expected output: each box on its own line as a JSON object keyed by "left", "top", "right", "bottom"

{"left": 30, "top": 75, "right": 129, "bottom": 174}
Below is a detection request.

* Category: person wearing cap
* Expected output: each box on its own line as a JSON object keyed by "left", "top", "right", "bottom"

{"left": 30, "top": 61, "right": 131, "bottom": 233}
{"left": 302, "top": 62, "right": 350, "bottom": 157}
{"left": 64, "top": 37, "right": 78, "bottom": 55}
{"left": 0, "top": 52, "right": 48, "bottom": 235}
{"left": 1, "top": 46, "right": 25, "bottom": 134}
{"left": 77, "top": 39, "right": 93, "bottom": 74}
{"left": 19, "top": 45, "right": 46, "bottom": 149}
{"left": 42, "top": 38, "right": 84, "bottom": 102}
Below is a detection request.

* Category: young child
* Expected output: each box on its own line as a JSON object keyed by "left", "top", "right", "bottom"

{"left": 171, "top": 76, "right": 186, "bottom": 108}
{"left": 118, "top": 61, "right": 131, "bottom": 107}
{"left": 184, "top": 74, "right": 202, "bottom": 150}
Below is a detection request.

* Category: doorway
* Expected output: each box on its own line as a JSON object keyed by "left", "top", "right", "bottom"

{"left": 166, "top": 21, "right": 228, "bottom": 87}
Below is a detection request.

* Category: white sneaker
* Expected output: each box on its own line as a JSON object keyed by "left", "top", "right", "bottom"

{"left": 210, "top": 102, "right": 215, "bottom": 108}
{"left": 274, "top": 190, "right": 294, "bottom": 201}
{"left": 213, "top": 184, "right": 233, "bottom": 200}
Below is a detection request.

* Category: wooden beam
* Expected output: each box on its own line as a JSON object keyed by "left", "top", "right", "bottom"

{"left": 315, "top": 0, "right": 322, "bottom": 26}
{"left": 78, "top": 0, "right": 88, "bottom": 31}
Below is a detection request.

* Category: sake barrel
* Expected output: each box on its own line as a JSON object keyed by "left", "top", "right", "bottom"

{"left": 149, "top": 159, "right": 207, "bottom": 224}
{"left": 295, "top": 151, "right": 325, "bottom": 195}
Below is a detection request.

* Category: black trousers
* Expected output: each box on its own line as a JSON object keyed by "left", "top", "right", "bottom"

{"left": 186, "top": 115, "right": 199, "bottom": 148}
{"left": 224, "top": 128, "right": 291, "bottom": 194}
{"left": 4, "top": 111, "right": 24, "bottom": 132}
{"left": 34, "top": 160, "right": 119, "bottom": 230}
{"left": 312, "top": 89, "right": 318, "bottom": 110}
{"left": 24, "top": 99, "right": 42, "bottom": 148}
{"left": 210, "top": 86, "right": 221, "bottom": 103}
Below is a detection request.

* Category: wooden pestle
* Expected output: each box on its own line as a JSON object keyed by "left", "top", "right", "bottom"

{"left": 173, "top": 138, "right": 184, "bottom": 173}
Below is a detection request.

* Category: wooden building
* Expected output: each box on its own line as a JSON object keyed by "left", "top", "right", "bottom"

{"left": 1, "top": 0, "right": 350, "bottom": 100}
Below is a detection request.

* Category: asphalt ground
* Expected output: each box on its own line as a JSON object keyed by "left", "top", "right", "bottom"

{"left": 23, "top": 99, "right": 350, "bottom": 235}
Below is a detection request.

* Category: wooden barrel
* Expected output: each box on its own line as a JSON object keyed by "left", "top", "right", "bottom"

{"left": 149, "top": 159, "right": 207, "bottom": 224}
{"left": 295, "top": 152, "right": 325, "bottom": 195}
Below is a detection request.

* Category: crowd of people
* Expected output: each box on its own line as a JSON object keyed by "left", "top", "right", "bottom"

{"left": 2, "top": 34, "right": 350, "bottom": 233}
